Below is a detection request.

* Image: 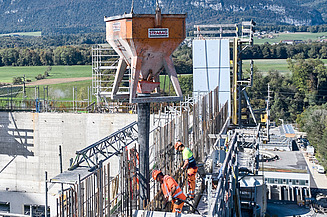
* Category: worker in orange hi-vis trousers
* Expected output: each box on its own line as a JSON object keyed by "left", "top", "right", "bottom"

{"left": 152, "top": 170, "right": 187, "bottom": 213}
{"left": 175, "top": 140, "right": 198, "bottom": 199}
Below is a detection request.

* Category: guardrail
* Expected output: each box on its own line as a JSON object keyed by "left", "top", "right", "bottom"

{"left": 208, "top": 132, "right": 239, "bottom": 217}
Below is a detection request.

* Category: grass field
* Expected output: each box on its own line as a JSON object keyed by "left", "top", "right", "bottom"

{"left": 2, "top": 58, "right": 327, "bottom": 100}
{"left": 243, "top": 59, "right": 327, "bottom": 75}
{"left": 0, "top": 31, "right": 42, "bottom": 37}
{"left": 254, "top": 32, "right": 327, "bottom": 44}
{"left": 14, "top": 80, "right": 92, "bottom": 101}
{"left": 0, "top": 65, "right": 92, "bottom": 83}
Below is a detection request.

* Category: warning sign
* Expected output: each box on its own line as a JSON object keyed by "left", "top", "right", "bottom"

{"left": 148, "top": 28, "right": 169, "bottom": 38}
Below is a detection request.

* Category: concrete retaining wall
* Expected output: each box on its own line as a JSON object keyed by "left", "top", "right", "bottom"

{"left": 0, "top": 112, "right": 137, "bottom": 214}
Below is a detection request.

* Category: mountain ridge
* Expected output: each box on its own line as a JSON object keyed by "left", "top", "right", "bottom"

{"left": 0, "top": 0, "right": 325, "bottom": 35}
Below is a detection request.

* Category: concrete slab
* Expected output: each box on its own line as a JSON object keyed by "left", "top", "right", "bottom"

{"left": 133, "top": 210, "right": 203, "bottom": 217}
{"left": 302, "top": 149, "right": 327, "bottom": 189}
{"left": 262, "top": 150, "right": 308, "bottom": 173}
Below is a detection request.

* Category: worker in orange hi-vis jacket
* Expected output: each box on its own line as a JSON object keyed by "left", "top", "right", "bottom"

{"left": 152, "top": 170, "right": 186, "bottom": 213}
{"left": 175, "top": 140, "right": 198, "bottom": 199}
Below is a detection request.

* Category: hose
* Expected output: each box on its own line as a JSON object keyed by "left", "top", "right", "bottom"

{"left": 163, "top": 197, "right": 201, "bottom": 215}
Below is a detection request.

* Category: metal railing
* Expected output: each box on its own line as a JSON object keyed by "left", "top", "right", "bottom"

{"left": 208, "top": 132, "right": 239, "bottom": 217}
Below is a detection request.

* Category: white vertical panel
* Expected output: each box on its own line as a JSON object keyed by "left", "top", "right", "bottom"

{"left": 192, "top": 39, "right": 230, "bottom": 112}
{"left": 193, "top": 68, "right": 208, "bottom": 92}
{"left": 192, "top": 40, "right": 206, "bottom": 68}
{"left": 220, "top": 39, "right": 230, "bottom": 68}
{"left": 218, "top": 39, "right": 230, "bottom": 109}
{"left": 208, "top": 68, "right": 219, "bottom": 91}
{"left": 206, "top": 40, "right": 220, "bottom": 68}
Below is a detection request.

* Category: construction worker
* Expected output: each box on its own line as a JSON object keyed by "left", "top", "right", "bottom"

{"left": 152, "top": 170, "right": 186, "bottom": 213}
{"left": 175, "top": 140, "right": 198, "bottom": 199}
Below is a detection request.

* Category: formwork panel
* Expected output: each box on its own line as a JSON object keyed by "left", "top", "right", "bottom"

{"left": 193, "top": 39, "right": 230, "bottom": 112}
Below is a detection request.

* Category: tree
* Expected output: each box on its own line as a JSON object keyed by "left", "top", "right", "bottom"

{"left": 35, "top": 74, "right": 44, "bottom": 80}
{"left": 308, "top": 45, "right": 319, "bottom": 59}
{"left": 288, "top": 58, "right": 327, "bottom": 106}
{"left": 297, "top": 104, "right": 327, "bottom": 168}
{"left": 319, "top": 46, "right": 327, "bottom": 59}
{"left": 0, "top": 48, "right": 19, "bottom": 66}
{"left": 297, "top": 105, "right": 327, "bottom": 148}
{"left": 12, "top": 77, "right": 23, "bottom": 85}
{"left": 275, "top": 46, "right": 287, "bottom": 59}
{"left": 262, "top": 45, "right": 271, "bottom": 59}
{"left": 178, "top": 75, "right": 193, "bottom": 96}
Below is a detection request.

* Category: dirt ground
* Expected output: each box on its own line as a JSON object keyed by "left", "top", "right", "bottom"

{"left": 25, "top": 77, "right": 92, "bottom": 86}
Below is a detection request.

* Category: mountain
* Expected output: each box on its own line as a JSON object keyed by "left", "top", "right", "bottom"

{"left": 0, "top": 0, "right": 325, "bottom": 35}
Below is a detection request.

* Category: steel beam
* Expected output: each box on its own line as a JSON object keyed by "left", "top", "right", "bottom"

{"left": 69, "top": 121, "right": 138, "bottom": 171}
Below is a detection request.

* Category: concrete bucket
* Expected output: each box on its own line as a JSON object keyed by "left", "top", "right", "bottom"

{"left": 104, "top": 7, "right": 186, "bottom": 103}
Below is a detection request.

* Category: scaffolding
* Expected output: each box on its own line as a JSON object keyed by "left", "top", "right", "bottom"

{"left": 193, "top": 21, "right": 257, "bottom": 127}
{"left": 92, "top": 44, "right": 130, "bottom": 106}
{"left": 47, "top": 86, "right": 229, "bottom": 216}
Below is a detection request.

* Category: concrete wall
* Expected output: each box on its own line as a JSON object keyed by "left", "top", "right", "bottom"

{"left": 0, "top": 112, "right": 137, "bottom": 215}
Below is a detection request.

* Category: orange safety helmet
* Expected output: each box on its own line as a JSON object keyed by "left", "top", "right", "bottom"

{"left": 174, "top": 141, "right": 183, "bottom": 150}
{"left": 152, "top": 170, "right": 162, "bottom": 180}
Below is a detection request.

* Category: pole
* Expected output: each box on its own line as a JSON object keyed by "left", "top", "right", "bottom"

{"left": 10, "top": 85, "right": 12, "bottom": 111}
{"left": 138, "top": 102, "right": 150, "bottom": 209}
{"left": 43, "top": 86, "right": 46, "bottom": 112}
{"left": 99, "top": 161, "right": 103, "bottom": 217}
{"left": 45, "top": 171, "right": 48, "bottom": 217}
{"left": 59, "top": 145, "right": 64, "bottom": 216}
{"left": 46, "top": 86, "right": 49, "bottom": 112}
{"left": 23, "top": 74, "right": 26, "bottom": 99}
{"left": 73, "top": 87, "right": 75, "bottom": 112}
{"left": 238, "top": 44, "right": 242, "bottom": 127}
{"left": 78, "top": 174, "right": 81, "bottom": 217}
{"left": 267, "top": 84, "right": 270, "bottom": 142}
{"left": 88, "top": 87, "right": 90, "bottom": 108}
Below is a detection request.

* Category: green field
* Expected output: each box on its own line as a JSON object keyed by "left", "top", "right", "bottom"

{"left": 20, "top": 80, "right": 92, "bottom": 101}
{"left": 0, "top": 65, "right": 92, "bottom": 83}
{"left": 2, "top": 58, "right": 327, "bottom": 101}
{"left": 0, "top": 31, "right": 42, "bottom": 37}
{"left": 254, "top": 32, "right": 327, "bottom": 44}
{"left": 243, "top": 59, "right": 327, "bottom": 75}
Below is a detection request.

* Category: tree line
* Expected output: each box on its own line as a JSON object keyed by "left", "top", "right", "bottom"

{"left": 242, "top": 43, "right": 327, "bottom": 59}
{"left": 0, "top": 33, "right": 106, "bottom": 49}
{"left": 0, "top": 44, "right": 193, "bottom": 76}
{"left": 255, "top": 25, "right": 327, "bottom": 33}
{"left": 0, "top": 46, "right": 92, "bottom": 66}
{"left": 1, "top": 42, "right": 327, "bottom": 68}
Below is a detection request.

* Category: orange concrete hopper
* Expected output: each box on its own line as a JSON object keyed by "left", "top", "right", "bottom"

{"left": 104, "top": 8, "right": 186, "bottom": 103}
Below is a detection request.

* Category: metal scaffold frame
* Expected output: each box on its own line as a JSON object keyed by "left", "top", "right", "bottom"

{"left": 69, "top": 121, "right": 138, "bottom": 171}
{"left": 92, "top": 44, "right": 131, "bottom": 106}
